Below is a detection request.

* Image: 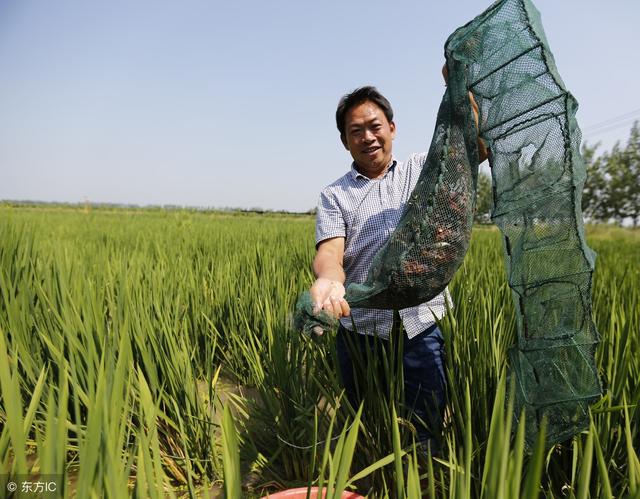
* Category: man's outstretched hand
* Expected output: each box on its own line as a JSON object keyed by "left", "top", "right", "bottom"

{"left": 310, "top": 277, "right": 350, "bottom": 318}
{"left": 308, "top": 278, "right": 350, "bottom": 335}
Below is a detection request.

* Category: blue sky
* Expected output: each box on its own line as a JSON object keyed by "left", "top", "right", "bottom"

{"left": 1, "top": 0, "right": 638, "bottom": 212}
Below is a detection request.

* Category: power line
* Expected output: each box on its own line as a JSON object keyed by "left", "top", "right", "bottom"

{"left": 582, "top": 108, "right": 640, "bottom": 132}
{"left": 582, "top": 118, "right": 638, "bottom": 140}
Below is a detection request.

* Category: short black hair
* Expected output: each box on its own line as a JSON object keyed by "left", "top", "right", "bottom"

{"left": 335, "top": 86, "right": 394, "bottom": 139}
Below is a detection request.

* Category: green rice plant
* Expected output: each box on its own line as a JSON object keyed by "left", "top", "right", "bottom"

{"left": 37, "top": 366, "right": 69, "bottom": 479}
{"left": 0, "top": 324, "right": 43, "bottom": 476}
{"left": 221, "top": 403, "right": 242, "bottom": 499}
{"left": 315, "top": 405, "right": 364, "bottom": 498}
{"left": 0, "top": 206, "right": 637, "bottom": 497}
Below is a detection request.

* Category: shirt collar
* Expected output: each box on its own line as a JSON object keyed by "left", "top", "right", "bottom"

{"left": 349, "top": 157, "right": 398, "bottom": 180}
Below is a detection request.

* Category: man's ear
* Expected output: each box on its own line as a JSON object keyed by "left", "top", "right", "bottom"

{"left": 340, "top": 134, "right": 349, "bottom": 150}
{"left": 390, "top": 121, "right": 397, "bottom": 139}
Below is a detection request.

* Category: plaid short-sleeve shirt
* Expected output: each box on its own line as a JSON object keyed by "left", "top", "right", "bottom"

{"left": 315, "top": 152, "right": 452, "bottom": 340}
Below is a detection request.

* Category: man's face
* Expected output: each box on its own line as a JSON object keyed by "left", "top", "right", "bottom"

{"left": 341, "top": 100, "right": 396, "bottom": 178}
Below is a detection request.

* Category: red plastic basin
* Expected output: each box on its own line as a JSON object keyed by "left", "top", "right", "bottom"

{"left": 261, "top": 487, "right": 364, "bottom": 498}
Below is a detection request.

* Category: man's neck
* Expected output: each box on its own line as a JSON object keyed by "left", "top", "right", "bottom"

{"left": 355, "top": 159, "right": 394, "bottom": 179}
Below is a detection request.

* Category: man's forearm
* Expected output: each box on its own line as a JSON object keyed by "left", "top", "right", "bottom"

{"left": 310, "top": 238, "right": 350, "bottom": 319}
{"left": 313, "top": 253, "right": 345, "bottom": 283}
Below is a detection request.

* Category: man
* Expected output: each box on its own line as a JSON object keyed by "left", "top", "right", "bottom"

{"left": 309, "top": 84, "right": 486, "bottom": 448}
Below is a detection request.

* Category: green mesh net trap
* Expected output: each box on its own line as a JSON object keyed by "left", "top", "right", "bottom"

{"left": 295, "top": 0, "right": 601, "bottom": 447}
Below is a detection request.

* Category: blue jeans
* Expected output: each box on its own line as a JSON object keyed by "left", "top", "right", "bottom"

{"left": 336, "top": 323, "right": 446, "bottom": 444}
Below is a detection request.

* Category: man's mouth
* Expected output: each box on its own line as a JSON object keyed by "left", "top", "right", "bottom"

{"left": 363, "top": 146, "right": 380, "bottom": 154}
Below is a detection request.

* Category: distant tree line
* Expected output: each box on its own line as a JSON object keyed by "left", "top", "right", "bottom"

{"left": 474, "top": 121, "right": 640, "bottom": 226}
{"left": 581, "top": 121, "right": 640, "bottom": 226}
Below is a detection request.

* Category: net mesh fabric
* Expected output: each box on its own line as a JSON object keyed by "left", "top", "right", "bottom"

{"left": 295, "top": 0, "right": 601, "bottom": 447}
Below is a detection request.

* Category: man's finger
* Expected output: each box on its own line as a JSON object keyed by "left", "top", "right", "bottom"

{"left": 312, "top": 326, "right": 324, "bottom": 336}
{"left": 323, "top": 299, "right": 335, "bottom": 317}
{"left": 468, "top": 91, "right": 488, "bottom": 162}
{"left": 339, "top": 298, "right": 350, "bottom": 317}
{"left": 468, "top": 92, "right": 480, "bottom": 128}
{"left": 330, "top": 296, "right": 343, "bottom": 318}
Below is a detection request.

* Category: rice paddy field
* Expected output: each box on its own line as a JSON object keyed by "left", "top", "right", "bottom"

{"left": 0, "top": 204, "right": 638, "bottom": 498}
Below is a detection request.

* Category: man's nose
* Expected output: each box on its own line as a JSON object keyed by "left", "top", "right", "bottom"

{"left": 363, "top": 129, "right": 375, "bottom": 142}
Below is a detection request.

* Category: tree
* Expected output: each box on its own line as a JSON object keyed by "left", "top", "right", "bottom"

{"left": 602, "top": 144, "right": 629, "bottom": 224}
{"left": 623, "top": 121, "right": 640, "bottom": 226}
{"left": 475, "top": 172, "right": 493, "bottom": 223}
{"left": 581, "top": 142, "right": 607, "bottom": 221}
